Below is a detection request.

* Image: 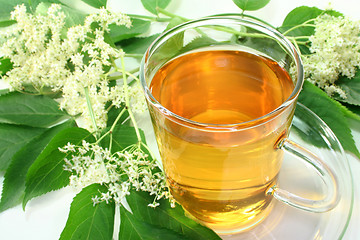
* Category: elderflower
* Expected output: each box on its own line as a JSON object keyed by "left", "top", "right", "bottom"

{"left": 59, "top": 142, "right": 173, "bottom": 207}
{"left": 0, "top": 4, "right": 147, "bottom": 132}
{"left": 302, "top": 14, "right": 360, "bottom": 98}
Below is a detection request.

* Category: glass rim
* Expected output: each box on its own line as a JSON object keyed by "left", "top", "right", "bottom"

{"left": 140, "top": 14, "right": 304, "bottom": 129}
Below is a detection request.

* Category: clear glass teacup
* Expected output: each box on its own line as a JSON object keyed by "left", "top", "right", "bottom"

{"left": 140, "top": 15, "right": 339, "bottom": 234}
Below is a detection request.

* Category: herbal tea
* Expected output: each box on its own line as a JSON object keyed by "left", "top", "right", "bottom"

{"left": 149, "top": 49, "right": 294, "bottom": 233}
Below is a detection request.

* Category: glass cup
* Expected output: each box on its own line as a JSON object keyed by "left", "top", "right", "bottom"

{"left": 140, "top": 15, "right": 339, "bottom": 234}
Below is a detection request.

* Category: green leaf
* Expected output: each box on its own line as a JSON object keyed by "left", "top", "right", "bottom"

{"left": 106, "top": 104, "right": 130, "bottom": 127}
{"left": 0, "top": 57, "right": 13, "bottom": 76}
{"left": 100, "top": 125, "right": 145, "bottom": 154}
{"left": 140, "top": 0, "right": 171, "bottom": 15}
{"left": 36, "top": 2, "right": 86, "bottom": 29}
{"left": 60, "top": 184, "right": 115, "bottom": 240}
{"left": 0, "top": 20, "right": 16, "bottom": 28}
{"left": 333, "top": 71, "right": 360, "bottom": 106}
{"left": 57, "top": 4, "right": 87, "bottom": 29}
{"left": 298, "top": 81, "right": 360, "bottom": 158}
{"left": 0, "top": 92, "right": 70, "bottom": 128}
{"left": 165, "top": 16, "right": 184, "bottom": 31}
{"left": 279, "top": 6, "right": 321, "bottom": 36}
{"left": 0, "top": 124, "right": 46, "bottom": 170}
{"left": 279, "top": 6, "right": 342, "bottom": 37}
{"left": 151, "top": 17, "right": 184, "bottom": 61}
{"left": 181, "top": 36, "right": 218, "bottom": 53}
{"left": 0, "top": 120, "right": 75, "bottom": 212}
{"left": 121, "top": 190, "right": 221, "bottom": 240}
{"left": 23, "top": 127, "right": 95, "bottom": 208}
{"left": 292, "top": 106, "right": 329, "bottom": 149}
{"left": 349, "top": 106, "right": 360, "bottom": 115}
{"left": 232, "top": 0, "right": 270, "bottom": 11}
{"left": 120, "top": 207, "right": 189, "bottom": 240}
{"left": 278, "top": 7, "right": 342, "bottom": 54}
{"left": 0, "top": 89, "right": 10, "bottom": 96}
{"left": 0, "top": 0, "right": 62, "bottom": 23}
{"left": 79, "top": 0, "right": 107, "bottom": 9}
{"left": 119, "top": 34, "right": 160, "bottom": 55}
{"left": 236, "top": 34, "right": 287, "bottom": 64}
{"left": 343, "top": 103, "right": 360, "bottom": 121}
{"left": 109, "top": 18, "right": 151, "bottom": 43}
{"left": 161, "top": 16, "right": 184, "bottom": 53}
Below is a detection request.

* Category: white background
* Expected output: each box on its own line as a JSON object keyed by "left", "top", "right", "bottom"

{"left": 0, "top": 0, "right": 359, "bottom": 239}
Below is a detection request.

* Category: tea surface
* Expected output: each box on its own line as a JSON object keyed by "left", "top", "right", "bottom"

{"left": 150, "top": 50, "right": 293, "bottom": 124}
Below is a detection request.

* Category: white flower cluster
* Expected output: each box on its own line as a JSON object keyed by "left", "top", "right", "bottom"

{"left": 59, "top": 141, "right": 173, "bottom": 207}
{"left": 1, "top": 4, "right": 70, "bottom": 91}
{"left": 0, "top": 4, "right": 146, "bottom": 131}
{"left": 302, "top": 14, "right": 360, "bottom": 98}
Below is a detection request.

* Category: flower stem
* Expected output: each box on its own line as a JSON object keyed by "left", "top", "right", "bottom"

{"left": 126, "top": 71, "right": 140, "bottom": 83}
{"left": 119, "top": 55, "right": 142, "bottom": 144}
{"left": 110, "top": 107, "right": 127, "bottom": 132}
{"left": 158, "top": 8, "right": 270, "bottom": 39}
{"left": 125, "top": 53, "right": 144, "bottom": 58}
{"left": 140, "top": 142, "right": 160, "bottom": 166}
{"left": 107, "top": 75, "right": 122, "bottom": 81}
{"left": 282, "top": 23, "right": 316, "bottom": 36}
{"left": 84, "top": 86, "right": 99, "bottom": 136}
{"left": 157, "top": 8, "right": 190, "bottom": 22}
{"left": 95, "top": 106, "right": 127, "bottom": 150}
{"left": 128, "top": 13, "right": 171, "bottom": 22}
{"left": 291, "top": 36, "right": 311, "bottom": 40}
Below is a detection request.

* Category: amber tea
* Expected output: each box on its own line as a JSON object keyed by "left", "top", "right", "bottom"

{"left": 149, "top": 49, "right": 294, "bottom": 233}
{"left": 142, "top": 16, "right": 340, "bottom": 235}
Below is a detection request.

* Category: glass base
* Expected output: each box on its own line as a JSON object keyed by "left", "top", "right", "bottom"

{"left": 205, "top": 200, "right": 275, "bottom": 235}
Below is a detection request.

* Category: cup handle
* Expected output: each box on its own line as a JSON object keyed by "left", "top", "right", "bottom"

{"left": 267, "top": 138, "right": 340, "bottom": 213}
